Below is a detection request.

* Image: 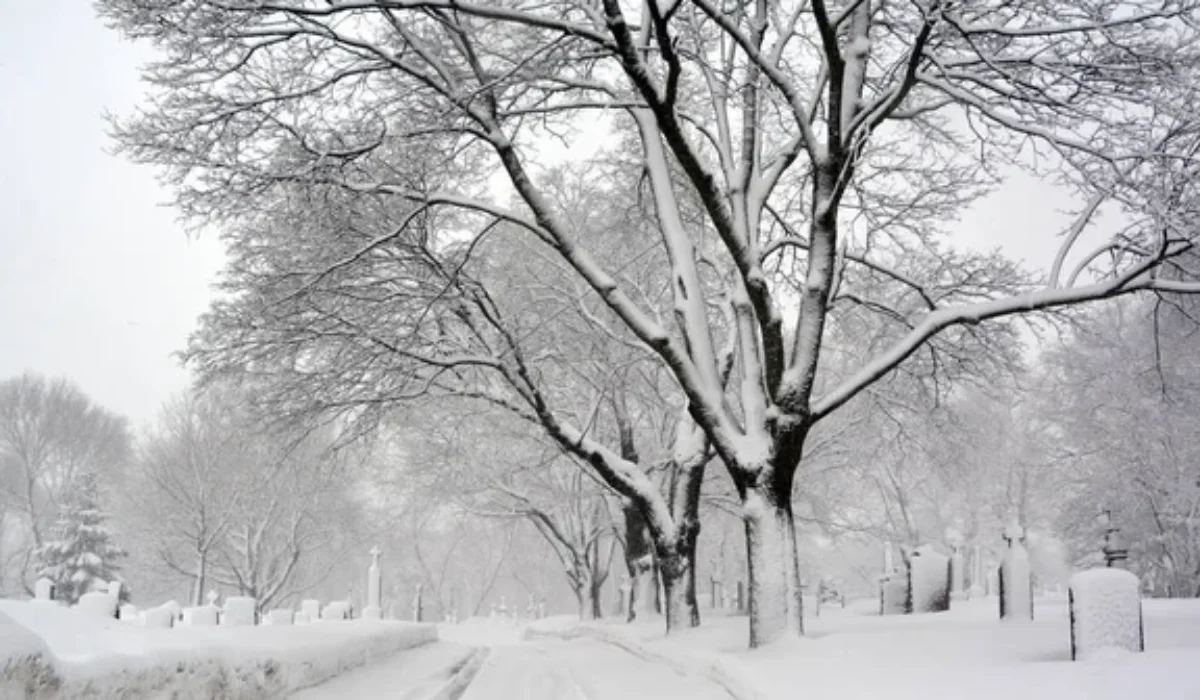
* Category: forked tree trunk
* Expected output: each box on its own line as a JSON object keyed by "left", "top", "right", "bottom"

{"left": 743, "top": 481, "right": 804, "bottom": 647}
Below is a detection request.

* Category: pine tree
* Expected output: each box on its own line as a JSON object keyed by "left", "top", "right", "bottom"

{"left": 36, "top": 471, "right": 129, "bottom": 604}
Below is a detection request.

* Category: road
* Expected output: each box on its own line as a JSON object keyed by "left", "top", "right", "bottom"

{"left": 290, "top": 640, "right": 475, "bottom": 700}
{"left": 459, "top": 637, "right": 735, "bottom": 700}
{"left": 292, "top": 633, "right": 735, "bottom": 700}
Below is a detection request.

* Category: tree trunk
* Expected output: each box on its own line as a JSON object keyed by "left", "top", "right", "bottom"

{"left": 743, "top": 482, "right": 804, "bottom": 647}
{"left": 192, "top": 552, "right": 207, "bottom": 607}
{"left": 589, "top": 575, "right": 604, "bottom": 620}
{"left": 622, "top": 500, "right": 655, "bottom": 622}
{"left": 659, "top": 551, "right": 689, "bottom": 629}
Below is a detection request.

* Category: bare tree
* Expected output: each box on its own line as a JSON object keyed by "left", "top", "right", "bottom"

{"left": 104, "top": 0, "right": 1200, "bottom": 647}
{"left": 1038, "top": 298, "right": 1200, "bottom": 596}
{"left": 129, "top": 389, "right": 357, "bottom": 610}
{"left": 0, "top": 372, "right": 130, "bottom": 590}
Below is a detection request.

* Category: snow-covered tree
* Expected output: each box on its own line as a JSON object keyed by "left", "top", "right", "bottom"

{"left": 36, "top": 471, "right": 128, "bottom": 605}
{"left": 104, "top": 0, "right": 1200, "bottom": 648}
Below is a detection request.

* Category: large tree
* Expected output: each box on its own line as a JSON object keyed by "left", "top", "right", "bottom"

{"left": 104, "top": 0, "right": 1200, "bottom": 647}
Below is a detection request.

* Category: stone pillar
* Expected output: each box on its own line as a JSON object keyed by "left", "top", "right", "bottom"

{"left": 364, "top": 546, "right": 383, "bottom": 620}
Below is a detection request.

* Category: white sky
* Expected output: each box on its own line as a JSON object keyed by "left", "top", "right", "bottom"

{"left": 0, "top": 3, "right": 1078, "bottom": 432}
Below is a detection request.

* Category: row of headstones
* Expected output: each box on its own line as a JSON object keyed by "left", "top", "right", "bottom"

{"left": 114, "top": 597, "right": 359, "bottom": 628}
{"left": 879, "top": 533, "right": 1144, "bottom": 661}
{"left": 34, "top": 578, "right": 365, "bottom": 629}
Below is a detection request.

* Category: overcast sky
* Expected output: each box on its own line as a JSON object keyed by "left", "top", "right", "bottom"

{"left": 0, "top": 2, "right": 1079, "bottom": 432}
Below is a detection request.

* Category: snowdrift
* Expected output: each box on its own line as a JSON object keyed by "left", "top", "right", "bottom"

{"left": 0, "top": 600, "right": 437, "bottom": 699}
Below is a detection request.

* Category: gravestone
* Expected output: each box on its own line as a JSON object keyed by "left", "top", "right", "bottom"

{"left": 1069, "top": 568, "right": 1144, "bottom": 660}
{"left": 160, "top": 600, "right": 183, "bottom": 624}
{"left": 301, "top": 599, "right": 321, "bottom": 621}
{"left": 183, "top": 605, "right": 218, "bottom": 626}
{"left": 223, "top": 596, "right": 257, "bottom": 626}
{"left": 76, "top": 591, "right": 118, "bottom": 618}
{"left": 119, "top": 604, "right": 138, "bottom": 622}
{"left": 363, "top": 546, "right": 383, "bottom": 620}
{"left": 969, "top": 544, "right": 985, "bottom": 598}
{"left": 294, "top": 611, "right": 311, "bottom": 624}
{"left": 34, "top": 578, "right": 56, "bottom": 603}
{"left": 950, "top": 547, "right": 965, "bottom": 601}
{"left": 413, "top": 584, "right": 425, "bottom": 622}
{"left": 999, "top": 524, "right": 1033, "bottom": 620}
{"left": 909, "top": 547, "right": 952, "bottom": 613}
{"left": 267, "top": 609, "right": 294, "bottom": 626}
{"left": 880, "top": 571, "right": 909, "bottom": 615}
{"left": 322, "top": 600, "right": 351, "bottom": 620}
{"left": 142, "top": 607, "right": 175, "bottom": 628}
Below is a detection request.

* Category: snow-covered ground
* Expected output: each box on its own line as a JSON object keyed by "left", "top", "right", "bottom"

{"left": 529, "top": 595, "right": 1200, "bottom": 700}
{"left": 0, "top": 600, "right": 437, "bottom": 699}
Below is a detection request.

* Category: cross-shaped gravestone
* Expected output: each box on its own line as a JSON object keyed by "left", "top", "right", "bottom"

{"left": 1003, "top": 522, "right": 1025, "bottom": 546}
{"left": 206, "top": 590, "right": 220, "bottom": 607}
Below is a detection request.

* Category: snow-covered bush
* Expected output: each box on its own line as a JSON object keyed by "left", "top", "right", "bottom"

{"left": 0, "top": 600, "right": 438, "bottom": 699}
{"left": 1069, "top": 568, "right": 1144, "bottom": 661}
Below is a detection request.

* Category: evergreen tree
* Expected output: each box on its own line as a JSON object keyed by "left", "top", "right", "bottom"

{"left": 36, "top": 471, "right": 129, "bottom": 604}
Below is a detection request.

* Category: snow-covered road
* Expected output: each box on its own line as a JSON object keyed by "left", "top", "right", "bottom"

{"left": 290, "top": 640, "right": 476, "bottom": 699}
{"left": 291, "top": 634, "right": 735, "bottom": 699}
{"left": 461, "top": 637, "right": 735, "bottom": 700}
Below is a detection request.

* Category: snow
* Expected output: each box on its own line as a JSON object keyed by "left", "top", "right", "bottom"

{"left": 291, "top": 641, "right": 477, "bottom": 699}
{"left": 531, "top": 595, "right": 1200, "bottom": 700}
{"left": 0, "top": 599, "right": 438, "bottom": 698}
{"left": 1070, "top": 568, "right": 1144, "bottom": 660}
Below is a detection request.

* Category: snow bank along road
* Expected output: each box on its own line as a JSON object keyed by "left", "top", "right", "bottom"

{"left": 292, "top": 635, "right": 736, "bottom": 699}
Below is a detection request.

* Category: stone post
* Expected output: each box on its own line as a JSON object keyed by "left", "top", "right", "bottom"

{"left": 364, "top": 546, "right": 383, "bottom": 620}
{"left": 413, "top": 584, "right": 424, "bottom": 622}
